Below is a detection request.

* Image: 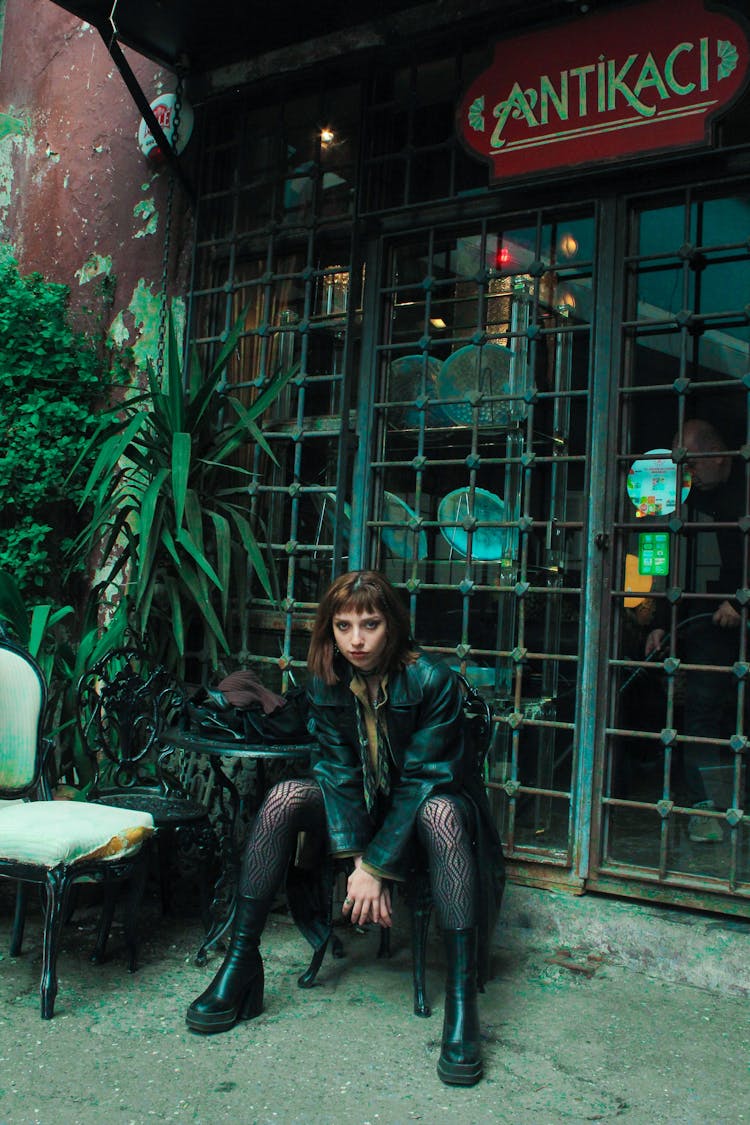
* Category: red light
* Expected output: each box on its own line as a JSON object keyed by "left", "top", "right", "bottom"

{"left": 495, "top": 247, "right": 512, "bottom": 267}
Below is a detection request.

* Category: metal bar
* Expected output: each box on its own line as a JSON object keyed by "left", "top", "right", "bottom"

{"left": 93, "top": 23, "right": 195, "bottom": 205}
{"left": 570, "top": 198, "right": 620, "bottom": 883}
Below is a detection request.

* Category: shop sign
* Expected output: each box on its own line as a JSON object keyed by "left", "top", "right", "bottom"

{"left": 138, "top": 93, "right": 194, "bottom": 164}
{"left": 627, "top": 448, "right": 690, "bottom": 517}
{"left": 457, "top": 0, "right": 750, "bottom": 181}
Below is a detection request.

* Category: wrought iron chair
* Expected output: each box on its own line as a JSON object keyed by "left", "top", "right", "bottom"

{"left": 76, "top": 647, "right": 215, "bottom": 921}
{"left": 0, "top": 636, "right": 155, "bottom": 1018}
{"left": 298, "top": 675, "right": 499, "bottom": 1018}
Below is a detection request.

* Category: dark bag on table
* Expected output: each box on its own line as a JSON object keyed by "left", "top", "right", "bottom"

{"left": 185, "top": 669, "right": 312, "bottom": 744}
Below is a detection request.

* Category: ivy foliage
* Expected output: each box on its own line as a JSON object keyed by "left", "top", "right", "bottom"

{"left": 0, "top": 253, "right": 125, "bottom": 598}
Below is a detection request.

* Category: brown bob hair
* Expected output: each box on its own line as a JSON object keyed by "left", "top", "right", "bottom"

{"left": 307, "top": 570, "right": 418, "bottom": 684}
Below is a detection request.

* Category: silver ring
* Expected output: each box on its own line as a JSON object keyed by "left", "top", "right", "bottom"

{"left": 343, "top": 896, "right": 352, "bottom": 906}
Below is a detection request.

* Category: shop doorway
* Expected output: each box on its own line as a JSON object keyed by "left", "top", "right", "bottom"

{"left": 589, "top": 184, "right": 750, "bottom": 912}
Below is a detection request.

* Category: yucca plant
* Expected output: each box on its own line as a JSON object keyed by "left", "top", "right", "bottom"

{"left": 0, "top": 567, "right": 73, "bottom": 675}
{"left": 67, "top": 311, "right": 296, "bottom": 673}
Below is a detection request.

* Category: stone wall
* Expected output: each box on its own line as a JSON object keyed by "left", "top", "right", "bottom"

{"left": 0, "top": 0, "right": 192, "bottom": 366}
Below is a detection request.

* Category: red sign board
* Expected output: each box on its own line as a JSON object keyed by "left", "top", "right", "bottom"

{"left": 457, "top": 0, "right": 750, "bottom": 181}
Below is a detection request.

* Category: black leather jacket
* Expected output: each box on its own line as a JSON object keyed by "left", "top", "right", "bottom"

{"left": 307, "top": 653, "right": 482, "bottom": 879}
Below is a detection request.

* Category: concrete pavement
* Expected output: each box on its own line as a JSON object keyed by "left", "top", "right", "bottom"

{"left": 0, "top": 882, "right": 747, "bottom": 1125}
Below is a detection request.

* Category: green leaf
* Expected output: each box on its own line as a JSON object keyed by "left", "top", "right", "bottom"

{"left": 166, "top": 308, "right": 185, "bottom": 431}
{"left": 204, "top": 630, "right": 219, "bottom": 671}
{"left": 177, "top": 560, "right": 229, "bottom": 653}
{"left": 160, "top": 525, "right": 182, "bottom": 570}
{"left": 71, "top": 610, "right": 130, "bottom": 685}
{"left": 0, "top": 569, "right": 31, "bottom": 643}
{"left": 187, "top": 345, "right": 203, "bottom": 402}
{"left": 137, "top": 469, "right": 169, "bottom": 579}
{"left": 208, "top": 427, "right": 250, "bottom": 467}
{"left": 207, "top": 510, "right": 231, "bottom": 618}
{"left": 176, "top": 527, "right": 222, "bottom": 588}
{"left": 77, "top": 413, "right": 147, "bottom": 508}
{"left": 148, "top": 390, "right": 174, "bottom": 438}
{"left": 184, "top": 489, "right": 205, "bottom": 554}
{"left": 241, "top": 361, "right": 299, "bottom": 421}
{"left": 28, "top": 604, "right": 53, "bottom": 658}
{"left": 65, "top": 416, "right": 114, "bottom": 483}
{"left": 47, "top": 605, "right": 75, "bottom": 631}
{"left": 222, "top": 411, "right": 277, "bottom": 465}
{"left": 135, "top": 567, "right": 158, "bottom": 632}
{"left": 163, "top": 575, "right": 185, "bottom": 656}
{"left": 209, "top": 302, "right": 252, "bottom": 379}
{"left": 227, "top": 509, "right": 274, "bottom": 601}
{"left": 171, "top": 432, "right": 191, "bottom": 529}
{"left": 186, "top": 362, "right": 224, "bottom": 431}
{"left": 200, "top": 464, "right": 257, "bottom": 486}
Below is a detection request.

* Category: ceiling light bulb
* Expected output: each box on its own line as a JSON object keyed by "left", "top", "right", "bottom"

{"left": 559, "top": 234, "right": 578, "bottom": 258}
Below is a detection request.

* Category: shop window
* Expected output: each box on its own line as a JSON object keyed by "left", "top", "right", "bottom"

{"left": 363, "top": 207, "right": 595, "bottom": 858}
{"left": 600, "top": 182, "right": 750, "bottom": 898}
{"left": 361, "top": 47, "right": 488, "bottom": 212}
{"left": 188, "top": 80, "right": 364, "bottom": 677}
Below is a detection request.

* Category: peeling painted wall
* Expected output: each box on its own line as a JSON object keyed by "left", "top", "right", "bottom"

{"left": 0, "top": 0, "right": 192, "bottom": 369}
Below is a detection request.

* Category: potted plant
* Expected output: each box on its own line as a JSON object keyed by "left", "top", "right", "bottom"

{"left": 68, "top": 311, "right": 297, "bottom": 675}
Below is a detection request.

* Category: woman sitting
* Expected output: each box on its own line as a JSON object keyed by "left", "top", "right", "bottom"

{"left": 186, "top": 569, "right": 505, "bottom": 1087}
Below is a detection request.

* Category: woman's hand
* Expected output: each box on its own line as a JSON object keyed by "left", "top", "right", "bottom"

{"left": 342, "top": 856, "right": 392, "bottom": 927}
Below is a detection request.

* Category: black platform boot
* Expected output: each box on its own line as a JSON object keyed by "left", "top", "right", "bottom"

{"left": 186, "top": 896, "right": 271, "bottom": 1034}
{"left": 437, "top": 928, "right": 483, "bottom": 1086}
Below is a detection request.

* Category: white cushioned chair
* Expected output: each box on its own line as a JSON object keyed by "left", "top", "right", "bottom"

{"left": 0, "top": 636, "right": 155, "bottom": 1018}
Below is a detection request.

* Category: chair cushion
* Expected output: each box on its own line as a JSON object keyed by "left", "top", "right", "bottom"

{"left": 0, "top": 801, "right": 155, "bottom": 867}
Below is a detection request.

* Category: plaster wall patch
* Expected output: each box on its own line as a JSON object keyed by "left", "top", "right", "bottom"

{"left": 133, "top": 197, "right": 158, "bottom": 238}
{"left": 0, "top": 126, "right": 34, "bottom": 224}
{"left": 75, "top": 252, "right": 112, "bottom": 286}
{"left": 127, "top": 278, "right": 185, "bottom": 370}
{"left": 0, "top": 113, "right": 30, "bottom": 143}
{"left": 108, "top": 309, "right": 130, "bottom": 348}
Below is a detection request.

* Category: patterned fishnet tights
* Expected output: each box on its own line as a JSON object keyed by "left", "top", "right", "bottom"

{"left": 239, "top": 780, "right": 476, "bottom": 932}
{"left": 239, "top": 778, "right": 325, "bottom": 899}
{"left": 416, "top": 795, "right": 476, "bottom": 931}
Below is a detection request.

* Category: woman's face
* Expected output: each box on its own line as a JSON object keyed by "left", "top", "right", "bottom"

{"left": 332, "top": 605, "right": 388, "bottom": 674}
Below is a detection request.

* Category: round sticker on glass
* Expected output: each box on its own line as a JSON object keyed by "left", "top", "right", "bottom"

{"left": 627, "top": 448, "right": 691, "bottom": 517}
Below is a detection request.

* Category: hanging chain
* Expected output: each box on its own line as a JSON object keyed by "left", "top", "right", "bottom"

{"left": 156, "top": 73, "right": 184, "bottom": 381}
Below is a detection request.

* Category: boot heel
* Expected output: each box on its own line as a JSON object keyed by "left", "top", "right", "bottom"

{"left": 238, "top": 973, "right": 264, "bottom": 1020}
{"left": 437, "top": 1055, "right": 483, "bottom": 1086}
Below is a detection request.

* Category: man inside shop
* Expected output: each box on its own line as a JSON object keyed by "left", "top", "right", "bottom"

{"left": 644, "top": 419, "right": 747, "bottom": 843}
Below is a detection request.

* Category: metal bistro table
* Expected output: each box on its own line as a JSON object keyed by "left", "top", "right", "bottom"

{"left": 163, "top": 726, "right": 313, "bottom": 964}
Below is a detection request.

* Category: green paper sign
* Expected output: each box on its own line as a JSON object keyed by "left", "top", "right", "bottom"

{"left": 639, "top": 531, "right": 669, "bottom": 576}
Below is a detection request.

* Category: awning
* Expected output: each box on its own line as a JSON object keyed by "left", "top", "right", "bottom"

{"left": 46, "top": 0, "right": 594, "bottom": 200}
{"left": 48, "top": 0, "right": 431, "bottom": 74}
{"left": 44, "top": 0, "right": 497, "bottom": 198}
